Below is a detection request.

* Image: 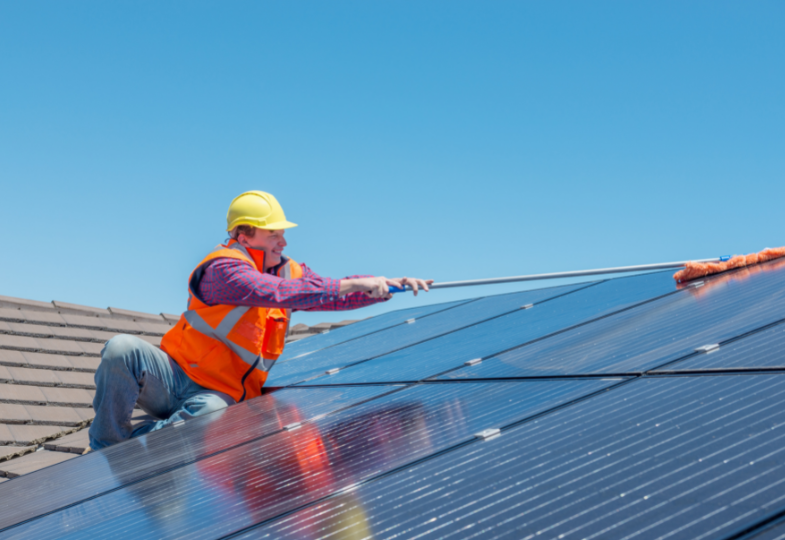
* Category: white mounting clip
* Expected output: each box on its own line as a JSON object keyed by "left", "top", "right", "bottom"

{"left": 172, "top": 419, "right": 185, "bottom": 427}
{"left": 326, "top": 368, "right": 340, "bottom": 375}
{"left": 321, "top": 330, "right": 330, "bottom": 334}
{"left": 521, "top": 304, "right": 534, "bottom": 310}
{"left": 284, "top": 422, "right": 302, "bottom": 431}
{"left": 474, "top": 428, "right": 501, "bottom": 441}
{"left": 690, "top": 281, "right": 705, "bottom": 289}
{"left": 695, "top": 344, "right": 720, "bottom": 354}
{"left": 406, "top": 318, "right": 416, "bottom": 324}
{"left": 465, "top": 358, "right": 482, "bottom": 366}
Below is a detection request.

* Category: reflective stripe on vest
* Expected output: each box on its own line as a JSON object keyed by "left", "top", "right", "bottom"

{"left": 182, "top": 306, "right": 277, "bottom": 373}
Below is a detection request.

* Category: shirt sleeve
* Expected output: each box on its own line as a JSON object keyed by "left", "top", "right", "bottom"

{"left": 197, "top": 257, "right": 388, "bottom": 312}
{"left": 299, "top": 265, "right": 389, "bottom": 312}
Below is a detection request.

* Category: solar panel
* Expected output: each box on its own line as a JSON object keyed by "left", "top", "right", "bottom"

{"left": 0, "top": 385, "right": 395, "bottom": 531}
{"left": 279, "top": 298, "right": 473, "bottom": 361}
{"left": 240, "top": 374, "right": 785, "bottom": 540}
{"left": 653, "top": 321, "right": 785, "bottom": 373}
{"left": 441, "top": 258, "right": 785, "bottom": 380}
{"left": 267, "top": 281, "right": 594, "bottom": 387}
{"left": 299, "top": 269, "right": 679, "bottom": 385}
{"left": 1, "top": 379, "right": 622, "bottom": 539}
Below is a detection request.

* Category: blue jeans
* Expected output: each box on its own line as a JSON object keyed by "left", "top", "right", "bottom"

{"left": 89, "top": 334, "right": 235, "bottom": 450}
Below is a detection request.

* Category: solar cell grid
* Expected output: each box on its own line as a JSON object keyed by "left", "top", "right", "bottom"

{"left": 267, "top": 281, "right": 592, "bottom": 387}
{"left": 441, "top": 258, "right": 785, "bottom": 380}
{"left": 244, "top": 374, "right": 785, "bottom": 540}
{"left": 279, "top": 298, "right": 473, "bottom": 361}
{"left": 0, "top": 379, "right": 622, "bottom": 540}
{"left": 298, "top": 269, "right": 679, "bottom": 385}
{"left": 654, "top": 321, "right": 785, "bottom": 373}
{"left": 0, "top": 385, "right": 394, "bottom": 531}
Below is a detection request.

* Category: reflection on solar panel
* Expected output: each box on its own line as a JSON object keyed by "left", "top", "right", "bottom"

{"left": 243, "top": 375, "right": 785, "bottom": 540}
{"left": 0, "top": 380, "right": 621, "bottom": 539}
{"left": 0, "top": 385, "right": 396, "bottom": 530}
{"left": 1, "top": 259, "right": 785, "bottom": 540}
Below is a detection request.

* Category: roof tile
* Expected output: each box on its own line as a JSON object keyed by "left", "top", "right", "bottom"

{"left": 77, "top": 342, "right": 104, "bottom": 355}
{"left": 0, "top": 383, "right": 46, "bottom": 404}
{"left": 137, "top": 321, "right": 173, "bottom": 335}
{"left": 0, "top": 334, "right": 40, "bottom": 350}
{"left": 23, "top": 405, "right": 86, "bottom": 426}
{"left": 51, "top": 301, "right": 111, "bottom": 317}
{"left": 19, "top": 310, "right": 66, "bottom": 326}
{"left": 0, "top": 350, "right": 28, "bottom": 367}
{"left": 21, "top": 352, "right": 73, "bottom": 370}
{"left": 0, "top": 445, "right": 35, "bottom": 461}
{"left": 53, "top": 371, "right": 95, "bottom": 388}
{"left": 67, "top": 357, "right": 100, "bottom": 372}
{"left": 59, "top": 314, "right": 143, "bottom": 333}
{"left": 34, "top": 338, "right": 87, "bottom": 355}
{"left": 0, "top": 424, "right": 73, "bottom": 445}
{"left": 0, "top": 449, "right": 77, "bottom": 478}
{"left": 43, "top": 429, "right": 89, "bottom": 453}
{"left": 0, "top": 403, "right": 32, "bottom": 423}
{"left": 6, "top": 366, "right": 59, "bottom": 386}
{"left": 0, "top": 295, "right": 54, "bottom": 311}
{"left": 38, "top": 387, "right": 93, "bottom": 407}
{"left": 107, "top": 307, "right": 165, "bottom": 321}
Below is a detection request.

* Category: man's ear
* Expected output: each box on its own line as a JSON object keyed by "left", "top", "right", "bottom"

{"left": 237, "top": 233, "right": 249, "bottom": 248}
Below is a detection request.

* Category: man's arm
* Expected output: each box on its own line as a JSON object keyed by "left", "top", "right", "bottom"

{"left": 198, "top": 257, "right": 394, "bottom": 310}
{"left": 199, "top": 257, "right": 345, "bottom": 309}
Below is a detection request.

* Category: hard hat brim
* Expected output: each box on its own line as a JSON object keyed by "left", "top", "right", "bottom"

{"left": 226, "top": 219, "right": 298, "bottom": 231}
{"left": 263, "top": 220, "right": 298, "bottom": 230}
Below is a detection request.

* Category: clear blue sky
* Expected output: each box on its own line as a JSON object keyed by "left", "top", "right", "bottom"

{"left": 1, "top": 2, "right": 782, "bottom": 326}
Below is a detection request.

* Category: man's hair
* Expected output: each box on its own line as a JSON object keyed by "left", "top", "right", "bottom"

{"left": 229, "top": 225, "right": 257, "bottom": 240}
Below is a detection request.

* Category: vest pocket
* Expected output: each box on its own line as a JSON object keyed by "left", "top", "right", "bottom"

{"left": 262, "top": 317, "right": 288, "bottom": 358}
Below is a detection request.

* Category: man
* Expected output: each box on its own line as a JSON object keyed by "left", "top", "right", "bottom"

{"left": 89, "top": 191, "right": 432, "bottom": 451}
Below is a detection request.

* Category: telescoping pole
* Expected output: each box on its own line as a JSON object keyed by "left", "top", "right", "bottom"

{"left": 389, "top": 257, "right": 729, "bottom": 293}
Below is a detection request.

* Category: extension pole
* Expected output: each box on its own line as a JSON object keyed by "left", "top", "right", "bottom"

{"left": 390, "top": 257, "right": 728, "bottom": 293}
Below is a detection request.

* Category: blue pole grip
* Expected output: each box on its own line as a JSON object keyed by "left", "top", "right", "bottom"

{"left": 388, "top": 285, "right": 406, "bottom": 293}
{"left": 719, "top": 255, "right": 732, "bottom": 262}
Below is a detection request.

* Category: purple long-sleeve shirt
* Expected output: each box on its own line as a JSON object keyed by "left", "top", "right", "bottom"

{"left": 197, "top": 257, "right": 387, "bottom": 311}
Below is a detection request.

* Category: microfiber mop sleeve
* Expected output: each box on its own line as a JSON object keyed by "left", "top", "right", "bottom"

{"left": 674, "top": 247, "right": 785, "bottom": 283}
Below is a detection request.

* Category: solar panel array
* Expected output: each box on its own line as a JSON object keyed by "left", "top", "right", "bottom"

{"left": 1, "top": 258, "right": 785, "bottom": 540}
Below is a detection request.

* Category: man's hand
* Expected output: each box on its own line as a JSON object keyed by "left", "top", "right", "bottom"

{"left": 339, "top": 277, "right": 433, "bottom": 298}
{"left": 394, "top": 277, "right": 433, "bottom": 296}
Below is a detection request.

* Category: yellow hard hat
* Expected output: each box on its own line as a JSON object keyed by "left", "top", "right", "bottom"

{"left": 226, "top": 191, "right": 298, "bottom": 231}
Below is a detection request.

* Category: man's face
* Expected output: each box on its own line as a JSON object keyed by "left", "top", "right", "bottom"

{"left": 239, "top": 228, "right": 287, "bottom": 270}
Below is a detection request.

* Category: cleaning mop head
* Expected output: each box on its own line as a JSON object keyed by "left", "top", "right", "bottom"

{"left": 674, "top": 247, "right": 785, "bottom": 283}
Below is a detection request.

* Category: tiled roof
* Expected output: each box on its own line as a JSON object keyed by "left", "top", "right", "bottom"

{"left": 0, "top": 294, "right": 355, "bottom": 479}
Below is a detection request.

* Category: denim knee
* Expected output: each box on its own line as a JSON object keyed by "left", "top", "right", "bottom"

{"left": 197, "top": 392, "right": 234, "bottom": 415}
{"left": 101, "top": 334, "right": 140, "bottom": 364}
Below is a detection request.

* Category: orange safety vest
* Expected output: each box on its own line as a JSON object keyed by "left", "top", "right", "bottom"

{"left": 161, "top": 240, "right": 303, "bottom": 402}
